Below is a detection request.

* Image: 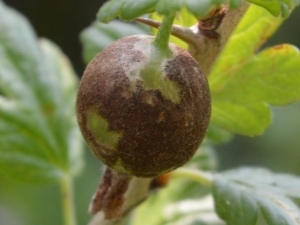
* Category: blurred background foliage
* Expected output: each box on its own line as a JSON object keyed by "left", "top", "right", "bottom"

{"left": 0, "top": 0, "right": 299, "bottom": 225}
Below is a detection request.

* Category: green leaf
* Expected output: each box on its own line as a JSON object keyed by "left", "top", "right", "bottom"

{"left": 205, "top": 124, "right": 233, "bottom": 144}
{"left": 209, "top": 5, "right": 300, "bottom": 136}
{"left": 131, "top": 179, "right": 217, "bottom": 225}
{"left": 188, "top": 146, "right": 219, "bottom": 171}
{"left": 247, "top": 0, "right": 299, "bottom": 17}
{"left": 247, "top": 0, "right": 281, "bottom": 16}
{"left": 97, "top": 0, "right": 158, "bottom": 22}
{"left": 80, "top": 20, "right": 148, "bottom": 64}
{"left": 161, "top": 196, "right": 225, "bottom": 225}
{"left": 97, "top": 0, "right": 298, "bottom": 23}
{"left": 212, "top": 168, "right": 300, "bottom": 225}
{"left": 0, "top": 1, "right": 83, "bottom": 183}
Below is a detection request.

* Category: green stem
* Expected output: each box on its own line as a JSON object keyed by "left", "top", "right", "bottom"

{"left": 153, "top": 13, "right": 176, "bottom": 53}
{"left": 171, "top": 168, "right": 213, "bottom": 187}
{"left": 60, "top": 174, "right": 77, "bottom": 225}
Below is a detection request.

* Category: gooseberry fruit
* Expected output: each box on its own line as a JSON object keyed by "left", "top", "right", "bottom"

{"left": 76, "top": 35, "right": 211, "bottom": 177}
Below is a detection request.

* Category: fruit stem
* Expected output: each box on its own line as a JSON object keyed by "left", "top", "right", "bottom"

{"left": 153, "top": 13, "right": 176, "bottom": 54}
{"left": 60, "top": 173, "right": 77, "bottom": 225}
{"left": 171, "top": 168, "right": 213, "bottom": 186}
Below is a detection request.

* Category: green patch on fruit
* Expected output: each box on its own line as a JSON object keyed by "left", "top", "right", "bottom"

{"left": 113, "top": 158, "right": 128, "bottom": 174}
{"left": 141, "top": 68, "right": 180, "bottom": 104}
{"left": 86, "top": 110, "right": 122, "bottom": 150}
{"left": 130, "top": 36, "right": 181, "bottom": 104}
{"left": 140, "top": 64, "right": 181, "bottom": 104}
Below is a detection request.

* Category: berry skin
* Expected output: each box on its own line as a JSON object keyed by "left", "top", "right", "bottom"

{"left": 76, "top": 35, "right": 211, "bottom": 177}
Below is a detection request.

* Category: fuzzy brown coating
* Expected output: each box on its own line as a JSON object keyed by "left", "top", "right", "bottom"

{"left": 76, "top": 35, "right": 211, "bottom": 177}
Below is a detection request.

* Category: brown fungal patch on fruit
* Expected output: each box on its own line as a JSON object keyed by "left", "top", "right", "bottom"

{"left": 76, "top": 35, "right": 211, "bottom": 177}
{"left": 142, "top": 91, "right": 156, "bottom": 106}
{"left": 157, "top": 111, "right": 165, "bottom": 123}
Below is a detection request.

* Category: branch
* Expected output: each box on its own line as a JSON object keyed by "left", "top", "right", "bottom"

{"left": 190, "top": 2, "right": 250, "bottom": 75}
{"left": 137, "top": 2, "right": 250, "bottom": 76}
{"left": 88, "top": 170, "right": 154, "bottom": 225}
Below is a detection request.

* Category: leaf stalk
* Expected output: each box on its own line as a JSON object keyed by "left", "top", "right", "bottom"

{"left": 60, "top": 174, "right": 77, "bottom": 225}
{"left": 153, "top": 13, "right": 176, "bottom": 53}
{"left": 171, "top": 168, "right": 213, "bottom": 186}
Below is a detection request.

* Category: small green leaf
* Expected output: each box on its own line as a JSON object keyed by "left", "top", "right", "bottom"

{"left": 97, "top": 0, "right": 298, "bottom": 23}
{"left": 213, "top": 168, "right": 300, "bottom": 225}
{"left": 185, "top": 0, "right": 215, "bottom": 19}
{"left": 0, "top": 1, "right": 83, "bottom": 183}
{"left": 80, "top": 20, "right": 149, "bottom": 64}
{"left": 97, "top": 0, "right": 158, "bottom": 22}
{"left": 118, "top": 0, "right": 158, "bottom": 20}
{"left": 246, "top": 0, "right": 298, "bottom": 17}
{"left": 156, "top": 0, "right": 183, "bottom": 15}
{"left": 247, "top": 0, "right": 281, "bottom": 16}
{"left": 209, "top": 5, "right": 300, "bottom": 136}
{"left": 229, "top": 0, "right": 244, "bottom": 9}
